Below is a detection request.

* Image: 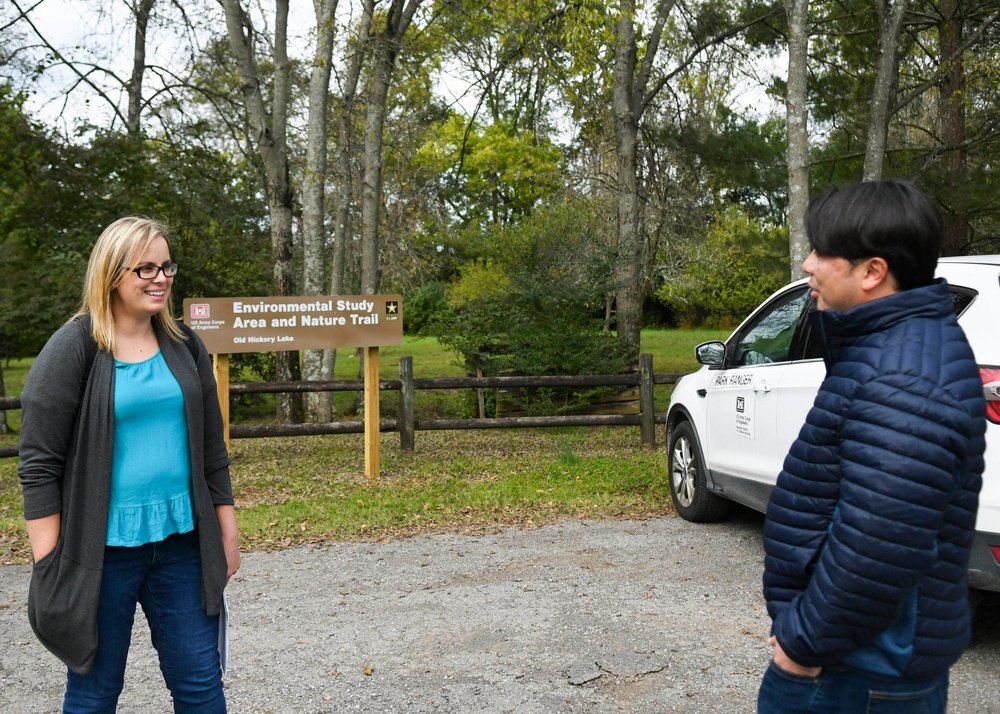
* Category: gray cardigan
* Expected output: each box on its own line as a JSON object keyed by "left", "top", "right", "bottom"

{"left": 18, "top": 315, "right": 234, "bottom": 674}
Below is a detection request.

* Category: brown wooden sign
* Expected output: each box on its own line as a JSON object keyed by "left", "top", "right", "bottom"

{"left": 182, "top": 295, "right": 403, "bottom": 354}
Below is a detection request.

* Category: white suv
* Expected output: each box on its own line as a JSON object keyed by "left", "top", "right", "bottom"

{"left": 665, "top": 256, "right": 1000, "bottom": 592}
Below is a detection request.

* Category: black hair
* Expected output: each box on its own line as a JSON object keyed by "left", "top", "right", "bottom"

{"left": 805, "top": 180, "right": 942, "bottom": 290}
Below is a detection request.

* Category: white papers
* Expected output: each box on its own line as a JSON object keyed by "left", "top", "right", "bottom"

{"left": 218, "top": 592, "right": 229, "bottom": 676}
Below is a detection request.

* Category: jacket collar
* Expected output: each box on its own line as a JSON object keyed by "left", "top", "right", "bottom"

{"left": 811, "top": 278, "right": 954, "bottom": 366}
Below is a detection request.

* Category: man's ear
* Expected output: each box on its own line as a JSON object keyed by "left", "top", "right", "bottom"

{"left": 859, "top": 256, "right": 899, "bottom": 295}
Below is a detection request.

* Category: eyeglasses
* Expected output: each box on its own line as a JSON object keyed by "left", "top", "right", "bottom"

{"left": 127, "top": 262, "right": 179, "bottom": 280}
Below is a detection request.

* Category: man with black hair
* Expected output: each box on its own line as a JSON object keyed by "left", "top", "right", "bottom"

{"left": 758, "top": 181, "right": 986, "bottom": 713}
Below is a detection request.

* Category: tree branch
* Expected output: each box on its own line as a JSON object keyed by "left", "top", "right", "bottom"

{"left": 633, "top": 0, "right": 677, "bottom": 113}
{"left": 1, "top": 0, "right": 46, "bottom": 33}
{"left": 9, "top": 0, "right": 130, "bottom": 127}
{"left": 639, "top": 3, "right": 783, "bottom": 115}
{"left": 893, "top": 7, "right": 1000, "bottom": 115}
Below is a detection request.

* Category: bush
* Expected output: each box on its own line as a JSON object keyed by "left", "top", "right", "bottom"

{"left": 434, "top": 197, "right": 628, "bottom": 378}
{"left": 405, "top": 282, "right": 450, "bottom": 336}
{"left": 437, "top": 291, "right": 630, "bottom": 377}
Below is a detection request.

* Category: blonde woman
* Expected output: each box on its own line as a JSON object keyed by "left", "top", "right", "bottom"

{"left": 19, "top": 217, "right": 239, "bottom": 713}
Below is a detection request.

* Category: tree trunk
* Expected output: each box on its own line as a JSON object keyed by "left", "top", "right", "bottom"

{"left": 862, "top": 0, "right": 909, "bottom": 182}
{"left": 126, "top": 0, "right": 156, "bottom": 137}
{"left": 359, "top": 0, "right": 420, "bottom": 296}
{"left": 360, "top": 51, "right": 389, "bottom": 297}
{"left": 302, "top": 0, "right": 339, "bottom": 422}
{"left": 784, "top": 0, "right": 810, "bottom": 280}
{"left": 354, "top": 0, "right": 419, "bottom": 416}
{"left": 327, "top": 1, "right": 374, "bottom": 415}
{"left": 938, "top": 0, "right": 968, "bottom": 255}
{"left": 605, "top": 0, "right": 677, "bottom": 364}
{"left": 611, "top": 3, "right": 643, "bottom": 365}
{"left": 221, "top": 0, "right": 302, "bottom": 423}
{"left": 605, "top": 0, "right": 774, "bottom": 354}
{"left": 332, "top": 1, "right": 373, "bottom": 295}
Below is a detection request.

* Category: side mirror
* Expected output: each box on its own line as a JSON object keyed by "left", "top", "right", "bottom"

{"left": 695, "top": 340, "right": 726, "bottom": 367}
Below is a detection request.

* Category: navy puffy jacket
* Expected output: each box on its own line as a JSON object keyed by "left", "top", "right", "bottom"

{"left": 762, "top": 279, "right": 986, "bottom": 680}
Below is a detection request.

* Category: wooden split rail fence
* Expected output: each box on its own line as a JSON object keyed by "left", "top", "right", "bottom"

{"left": 0, "top": 353, "right": 683, "bottom": 459}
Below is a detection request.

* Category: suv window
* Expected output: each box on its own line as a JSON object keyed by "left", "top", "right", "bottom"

{"left": 795, "top": 300, "right": 824, "bottom": 360}
{"left": 949, "top": 286, "right": 977, "bottom": 316}
{"left": 732, "top": 287, "right": 812, "bottom": 366}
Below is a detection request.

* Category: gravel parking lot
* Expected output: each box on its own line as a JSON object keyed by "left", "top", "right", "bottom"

{"left": 2, "top": 509, "right": 998, "bottom": 713}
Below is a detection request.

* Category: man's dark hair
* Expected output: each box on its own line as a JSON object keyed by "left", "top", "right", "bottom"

{"left": 805, "top": 180, "right": 942, "bottom": 290}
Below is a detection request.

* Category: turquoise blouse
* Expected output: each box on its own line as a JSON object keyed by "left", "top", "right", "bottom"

{"left": 107, "top": 351, "right": 195, "bottom": 546}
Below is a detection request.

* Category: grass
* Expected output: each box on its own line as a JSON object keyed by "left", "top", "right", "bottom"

{"left": 231, "top": 428, "right": 673, "bottom": 552}
{"left": 642, "top": 327, "right": 731, "bottom": 411}
{"left": 0, "top": 328, "right": 729, "bottom": 564}
{"left": 641, "top": 327, "right": 731, "bottom": 373}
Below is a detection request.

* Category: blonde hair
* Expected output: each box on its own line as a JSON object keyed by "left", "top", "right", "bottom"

{"left": 73, "top": 217, "right": 185, "bottom": 352}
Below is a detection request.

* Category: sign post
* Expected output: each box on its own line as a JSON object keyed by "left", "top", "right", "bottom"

{"left": 364, "top": 346, "right": 380, "bottom": 479}
{"left": 213, "top": 354, "right": 231, "bottom": 451}
{"left": 184, "top": 295, "right": 403, "bottom": 478}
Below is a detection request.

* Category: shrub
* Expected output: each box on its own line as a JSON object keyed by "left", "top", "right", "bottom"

{"left": 435, "top": 197, "right": 628, "bottom": 379}
{"left": 405, "top": 282, "right": 450, "bottom": 336}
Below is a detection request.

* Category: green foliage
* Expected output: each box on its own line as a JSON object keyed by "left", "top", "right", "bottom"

{"left": 439, "top": 284, "right": 628, "bottom": 377}
{"left": 656, "top": 205, "right": 788, "bottom": 327}
{"left": 690, "top": 0, "right": 736, "bottom": 45}
{"left": 0, "top": 83, "right": 270, "bottom": 361}
{"left": 740, "top": 0, "right": 786, "bottom": 48}
{"left": 430, "top": 0, "right": 589, "bottom": 134}
{"left": 414, "top": 114, "right": 565, "bottom": 228}
{"left": 435, "top": 196, "right": 630, "bottom": 377}
{"left": 0, "top": 86, "right": 91, "bottom": 357}
{"left": 404, "top": 282, "right": 450, "bottom": 336}
{"left": 678, "top": 107, "right": 789, "bottom": 221}
{"left": 443, "top": 257, "right": 507, "bottom": 307}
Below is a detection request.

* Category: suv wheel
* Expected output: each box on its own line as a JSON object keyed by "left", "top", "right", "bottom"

{"left": 668, "top": 421, "right": 730, "bottom": 522}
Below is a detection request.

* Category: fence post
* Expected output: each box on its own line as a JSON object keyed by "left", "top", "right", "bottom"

{"left": 476, "top": 366, "right": 486, "bottom": 418}
{"left": 639, "top": 352, "right": 655, "bottom": 450}
{"left": 399, "top": 356, "right": 415, "bottom": 452}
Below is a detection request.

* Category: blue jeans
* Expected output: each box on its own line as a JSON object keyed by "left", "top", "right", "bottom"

{"left": 63, "top": 529, "right": 225, "bottom": 714}
{"left": 758, "top": 661, "right": 948, "bottom": 714}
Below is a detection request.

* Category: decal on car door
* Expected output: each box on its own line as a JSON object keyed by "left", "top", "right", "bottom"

{"left": 713, "top": 372, "right": 754, "bottom": 387}
{"left": 736, "top": 395, "right": 755, "bottom": 439}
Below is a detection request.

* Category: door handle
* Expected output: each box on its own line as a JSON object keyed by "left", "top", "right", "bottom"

{"left": 752, "top": 380, "right": 772, "bottom": 394}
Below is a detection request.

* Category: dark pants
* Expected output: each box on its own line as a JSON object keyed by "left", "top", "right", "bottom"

{"left": 758, "top": 661, "right": 948, "bottom": 714}
{"left": 63, "top": 530, "right": 225, "bottom": 714}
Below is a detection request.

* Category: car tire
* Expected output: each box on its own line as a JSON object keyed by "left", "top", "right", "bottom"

{"left": 668, "top": 420, "right": 730, "bottom": 523}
